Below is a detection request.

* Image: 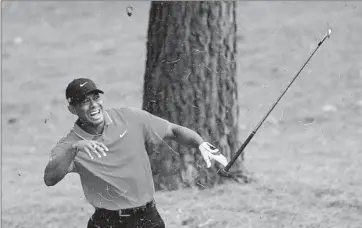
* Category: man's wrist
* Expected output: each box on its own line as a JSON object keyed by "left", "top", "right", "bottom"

{"left": 71, "top": 142, "right": 78, "bottom": 149}
{"left": 70, "top": 142, "right": 79, "bottom": 156}
{"left": 198, "top": 141, "right": 206, "bottom": 150}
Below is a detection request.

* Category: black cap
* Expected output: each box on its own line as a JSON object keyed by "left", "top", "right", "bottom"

{"left": 66, "top": 78, "right": 104, "bottom": 105}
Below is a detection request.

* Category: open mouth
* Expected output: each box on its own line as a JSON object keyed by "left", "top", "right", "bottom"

{"left": 89, "top": 110, "right": 102, "bottom": 120}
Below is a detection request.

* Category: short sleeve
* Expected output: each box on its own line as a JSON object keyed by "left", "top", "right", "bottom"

{"left": 49, "top": 136, "right": 78, "bottom": 173}
{"left": 128, "top": 108, "right": 171, "bottom": 144}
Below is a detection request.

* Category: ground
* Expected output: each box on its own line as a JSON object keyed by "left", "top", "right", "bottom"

{"left": 2, "top": 1, "right": 362, "bottom": 228}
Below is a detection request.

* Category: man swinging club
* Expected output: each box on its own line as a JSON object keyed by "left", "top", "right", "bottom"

{"left": 43, "top": 78, "right": 228, "bottom": 228}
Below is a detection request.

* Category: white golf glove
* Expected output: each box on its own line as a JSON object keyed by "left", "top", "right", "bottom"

{"left": 199, "top": 142, "right": 228, "bottom": 168}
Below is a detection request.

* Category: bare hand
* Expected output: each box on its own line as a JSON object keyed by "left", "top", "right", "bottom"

{"left": 72, "top": 140, "right": 108, "bottom": 160}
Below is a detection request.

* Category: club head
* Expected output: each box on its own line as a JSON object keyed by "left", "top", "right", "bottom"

{"left": 217, "top": 168, "right": 230, "bottom": 177}
{"left": 327, "top": 28, "right": 332, "bottom": 39}
{"left": 217, "top": 168, "right": 245, "bottom": 183}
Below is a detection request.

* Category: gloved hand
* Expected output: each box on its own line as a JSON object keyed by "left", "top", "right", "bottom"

{"left": 199, "top": 142, "right": 228, "bottom": 168}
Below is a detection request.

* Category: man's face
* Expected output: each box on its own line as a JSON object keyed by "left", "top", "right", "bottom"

{"left": 71, "top": 92, "right": 104, "bottom": 126}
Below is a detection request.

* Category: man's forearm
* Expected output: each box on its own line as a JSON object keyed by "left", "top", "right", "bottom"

{"left": 170, "top": 125, "right": 204, "bottom": 148}
{"left": 44, "top": 145, "right": 77, "bottom": 186}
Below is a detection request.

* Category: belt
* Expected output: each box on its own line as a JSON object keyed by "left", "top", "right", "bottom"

{"left": 95, "top": 199, "right": 156, "bottom": 217}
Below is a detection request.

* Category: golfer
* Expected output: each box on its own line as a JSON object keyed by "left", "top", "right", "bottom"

{"left": 43, "top": 78, "right": 228, "bottom": 228}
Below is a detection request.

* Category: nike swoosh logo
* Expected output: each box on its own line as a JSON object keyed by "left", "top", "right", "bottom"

{"left": 120, "top": 130, "right": 128, "bottom": 138}
{"left": 80, "top": 82, "right": 88, "bottom": 87}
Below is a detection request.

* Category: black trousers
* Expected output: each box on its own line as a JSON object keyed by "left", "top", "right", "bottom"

{"left": 87, "top": 200, "right": 165, "bottom": 228}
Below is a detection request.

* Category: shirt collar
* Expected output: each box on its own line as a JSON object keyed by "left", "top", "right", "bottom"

{"left": 72, "top": 110, "right": 114, "bottom": 140}
{"left": 104, "top": 110, "right": 114, "bottom": 125}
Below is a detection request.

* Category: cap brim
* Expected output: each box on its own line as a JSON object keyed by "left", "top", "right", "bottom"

{"left": 86, "top": 89, "right": 104, "bottom": 95}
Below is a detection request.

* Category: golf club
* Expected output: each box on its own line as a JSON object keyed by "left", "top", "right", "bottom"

{"left": 218, "top": 28, "right": 332, "bottom": 179}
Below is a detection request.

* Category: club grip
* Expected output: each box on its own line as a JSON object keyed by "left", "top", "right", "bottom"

{"left": 224, "top": 132, "right": 255, "bottom": 171}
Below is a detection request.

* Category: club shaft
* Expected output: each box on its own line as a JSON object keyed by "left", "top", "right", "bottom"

{"left": 224, "top": 33, "right": 330, "bottom": 172}
{"left": 224, "top": 131, "right": 255, "bottom": 171}
{"left": 254, "top": 38, "right": 324, "bottom": 133}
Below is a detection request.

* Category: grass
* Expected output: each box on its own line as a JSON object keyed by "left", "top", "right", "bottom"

{"left": 2, "top": 1, "right": 362, "bottom": 227}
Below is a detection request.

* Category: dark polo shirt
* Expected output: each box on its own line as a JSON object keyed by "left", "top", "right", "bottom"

{"left": 50, "top": 107, "right": 171, "bottom": 210}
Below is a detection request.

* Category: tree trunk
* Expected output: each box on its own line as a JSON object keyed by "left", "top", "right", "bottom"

{"left": 142, "top": 1, "right": 246, "bottom": 191}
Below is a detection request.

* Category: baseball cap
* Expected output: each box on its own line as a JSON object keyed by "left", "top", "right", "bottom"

{"left": 66, "top": 78, "right": 104, "bottom": 105}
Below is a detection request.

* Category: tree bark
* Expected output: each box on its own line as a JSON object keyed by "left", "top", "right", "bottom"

{"left": 142, "top": 1, "right": 246, "bottom": 191}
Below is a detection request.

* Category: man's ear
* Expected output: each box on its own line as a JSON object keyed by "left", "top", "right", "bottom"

{"left": 68, "top": 105, "right": 77, "bottom": 115}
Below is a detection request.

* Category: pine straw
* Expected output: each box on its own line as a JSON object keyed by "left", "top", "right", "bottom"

{"left": 154, "top": 179, "right": 362, "bottom": 228}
